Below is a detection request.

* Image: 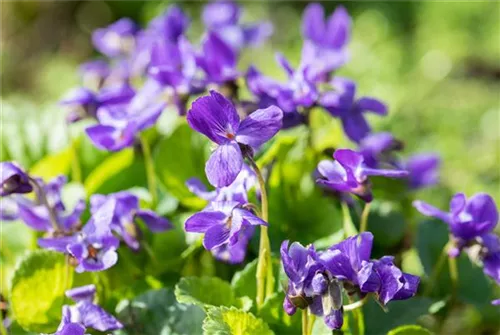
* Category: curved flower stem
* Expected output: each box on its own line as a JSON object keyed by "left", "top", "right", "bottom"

{"left": 424, "top": 242, "right": 450, "bottom": 296}
{"left": 247, "top": 156, "right": 274, "bottom": 309}
{"left": 139, "top": 134, "right": 158, "bottom": 208}
{"left": 346, "top": 296, "right": 367, "bottom": 335}
{"left": 302, "top": 309, "right": 309, "bottom": 335}
{"left": 307, "top": 312, "right": 316, "bottom": 335}
{"left": 359, "top": 202, "right": 371, "bottom": 233}
{"left": 448, "top": 255, "right": 458, "bottom": 299}
{"left": 29, "top": 178, "right": 60, "bottom": 231}
{"left": 341, "top": 202, "right": 358, "bottom": 238}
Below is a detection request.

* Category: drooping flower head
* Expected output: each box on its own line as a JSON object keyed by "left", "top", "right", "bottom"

{"left": 51, "top": 284, "right": 122, "bottom": 334}
{"left": 320, "top": 78, "right": 387, "bottom": 143}
{"left": 413, "top": 193, "right": 499, "bottom": 283}
{"left": 281, "top": 233, "right": 419, "bottom": 330}
{"left": 39, "top": 199, "right": 120, "bottom": 273}
{"left": 90, "top": 191, "right": 172, "bottom": 250}
{"left": 187, "top": 90, "right": 283, "bottom": 187}
{"left": 316, "top": 149, "right": 408, "bottom": 202}
{"left": 92, "top": 18, "right": 139, "bottom": 58}
{"left": 0, "top": 162, "right": 33, "bottom": 196}
{"left": 202, "top": 0, "right": 273, "bottom": 51}
{"left": 185, "top": 201, "right": 266, "bottom": 253}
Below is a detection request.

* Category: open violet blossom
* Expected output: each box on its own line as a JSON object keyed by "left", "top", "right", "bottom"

{"left": 39, "top": 199, "right": 120, "bottom": 273}
{"left": 281, "top": 232, "right": 419, "bottom": 329}
{"left": 187, "top": 90, "right": 283, "bottom": 187}
{"left": 413, "top": 193, "right": 500, "bottom": 283}
{"left": 60, "top": 84, "right": 135, "bottom": 123}
{"left": 0, "top": 161, "right": 33, "bottom": 196}
{"left": 92, "top": 18, "right": 138, "bottom": 58}
{"left": 185, "top": 201, "right": 267, "bottom": 252}
{"left": 320, "top": 77, "right": 387, "bottom": 143}
{"left": 49, "top": 285, "right": 122, "bottom": 334}
{"left": 202, "top": 0, "right": 273, "bottom": 51}
{"left": 85, "top": 100, "right": 165, "bottom": 152}
{"left": 90, "top": 191, "right": 171, "bottom": 250}
{"left": 316, "top": 149, "right": 408, "bottom": 202}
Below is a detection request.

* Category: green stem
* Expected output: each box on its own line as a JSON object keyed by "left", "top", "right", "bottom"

{"left": 302, "top": 309, "right": 309, "bottom": 335}
{"left": 247, "top": 157, "right": 273, "bottom": 309}
{"left": 139, "top": 134, "right": 158, "bottom": 207}
{"left": 66, "top": 125, "right": 82, "bottom": 183}
{"left": 359, "top": 202, "right": 371, "bottom": 233}
{"left": 448, "top": 255, "right": 458, "bottom": 299}
{"left": 424, "top": 242, "right": 449, "bottom": 296}
{"left": 347, "top": 296, "right": 366, "bottom": 335}
{"left": 307, "top": 313, "right": 316, "bottom": 335}
{"left": 341, "top": 202, "right": 358, "bottom": 238}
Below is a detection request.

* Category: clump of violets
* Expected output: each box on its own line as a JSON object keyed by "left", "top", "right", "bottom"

{"left": 48, "top": 284, "right": 122, "bottom": 334}
{"left": 281, "top": 232, "right": 419, "bottom": 329}
{"left": 187, "top": 90, "right": 283, "bottom": 187}
{"left": 414, "top": 193, "right": 500, "bottom": 283}
{"left": 316, "top": 149, "right": 408, "bottom": 202}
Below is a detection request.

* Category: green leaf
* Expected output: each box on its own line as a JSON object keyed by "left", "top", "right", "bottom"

{"left": 363, "top": 297, "right": 433, "bottom": 334}
{"left": 258, "top": 292, "right": 301, "bottom": 334}
{"left": 115, "top": 288, "right": 205, "bottom": 335}
{"left": 154, "top": 122, "right": 210, "bottom": 209}
{"left": 176, "top": 276, "right": 247, "bottom": 309}
{"left": 387, "top": 325, "right": 432, "bottom": 335}
{"left": 203, "top": 306, "right": 274, "bottom": 335}
{"left": 10, "top": 250, "right": 72, "bottom": 333}
{"left": 367, "top": 200, "right": 407, "bottom": 248}
{"left": 29, "top": 146, "right": 72, "bottom": 180}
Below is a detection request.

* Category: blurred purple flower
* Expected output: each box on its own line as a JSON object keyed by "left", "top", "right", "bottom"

{"left": 53, "top": 284, "right": 122, "bottom": 333}
{"left": 185, "top": 201, "right": 267, "bottom": 251}
{"left": 85, "top": 100, "right": 165, "bottom": 151}
{"left": 39, "top": 199, "right": 119, "bottom": 273}
{"left": 197, "top": 33, "right": 239, "bottom": 84}
{"left": 187, "top": 90, "right": 282, "bottom": 187}
{"left": 79, "top": 60, "right": 110, "bottom": 89}
{"left": 405, "top": 153, "right": 440, "bottom": 190}
{"left": 316, "top": 149, "right": 408, "bottom": 202}
{"left": 0, "top": 162, "right": 33, "bottom": 196}
{"left": 358, "top": 132, "right": 402, "bottom": 169}
{"left": 90, "top": 191, "right": 171, "bottom": 250}
{"left": 92, "top": 18, "right": 138, "bottom": 57}
{"left": 320, "top": 78, "right": 387, "bottom": 143}
{"left": 202, "top": 0, "right": 273, "bottom": 50}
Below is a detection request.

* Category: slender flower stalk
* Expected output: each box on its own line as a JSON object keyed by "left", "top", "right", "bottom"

{"left": 359, "top": 202, "right": 371, "bottom": 233}
{"left": 347, "top": 295, "right": 365, "bottom": 335}
{"left": 302, "top": 309, "right": 309, "bottom": 335}
{"left": 448, "top": 255, "right": 458, "bottom": 299}
{"left": 424, "top": 242, "right": 451, "bottom": 296}
{"left": 307, "top": 313, "right": 316, "bottom": 335}
{"left": 247, "top": 156, "right": 274, "bottom": 309}
{"left": 139, "top": 134, "right": 158, "bottom": 207}
{"left": 66, "top": 125, "right": 82, "bottom": 183}
{"left": 29, "top": 178, "right": 60, "bottom": 231}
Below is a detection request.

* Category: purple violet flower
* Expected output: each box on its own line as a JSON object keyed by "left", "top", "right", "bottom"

{"left": 405, "top": 153, "right": 440, "bottom": 190}
{"left": 52, "top": 284, "right": 122, "bottom": 333}
{"left": 320, "top": 78, "right": 387, "bottom": 143}
{"left": 185, "top": 201, "right": 267, "bottom": 251}
{"left": 316, "top": 149, "right": 408, "bottom": 202}
{"left": 85, "top": 101, "right": 165, "bottom": 151}
{"left": 0, "top": 162, "right": 33, "bottom": 196}
{"left": 202, "top": 0, "right": 273, "bottom": 51}
{"left": 79, "top": 60, "right": 110, "bottom": 90}
{"left": 187, "top": 90, "right": 283, "bottom": 187}
{"left": 358, "top": 132, "right": 402, "bottom": 169}
{"left": 92, "top": 18, "right": 138, "bottom": 58}
{"left": 90, "top": 191, "right": 171, "bottom": 250}
{"left": 281, "top": 233, "right": 419, "bottom": 329}
{"left": 197, "top": 33, "right": 239, "bottom": 85}
{"left": 39, "top": 199, "right": 119, "bottom": 272}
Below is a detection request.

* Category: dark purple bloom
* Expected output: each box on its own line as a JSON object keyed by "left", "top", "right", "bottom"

{"left": 320, "top": 78, "right": 387, "bottom": 143}
{"left": 90, "top": 191, "right": 171, "bottom": 250}
{"left": 60, "top": 84, "right": 135, "bottom": 123}
{"left": 202, "top": 0, "right": 273, "bottom": 50}
{"left": 185, "top": 201, "right": 267, "bottom": 251}
{"left": 187, "top": 90, "right": 283, "bottom": 187}
{"left": 186, "top": 163, "right": 256, "bottom": 205}
{"left": 405, "top": 153, "right": 440, "bottom": 190}
{"left": 39, "top": 199, "right": 119, "bottom": 272}
{"left": 0, "top": 162, "right": 33, "bottom": 196}
{"left": 413, "top": 193, "right": 498, "bottom": 243}
{"left": 54, "top": 285, "right": 122, "bottom": 333}
{"left": 85, "top": 101, "right": 165, "bottom": 151}
{"left": 92, "top": 18, "right": 138, "bottom": 58}
{"left": 301, "top": 4, "right": 351, "bottom": 78}
{"left": 316, "top": 149, "right": 408, "bottom": 202}
{"left": 358, "top": 132, "right": 402, "bottom": 169}
{"left": 11, "top": 175, "right": 85, "bottom": 232}
{"left": 197, "top": 33, "right": 239, "bottom": 84}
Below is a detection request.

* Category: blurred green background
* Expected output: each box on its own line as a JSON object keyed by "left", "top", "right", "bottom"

{"left": 1, "top": 1, "right": 499, "bottom": 206}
